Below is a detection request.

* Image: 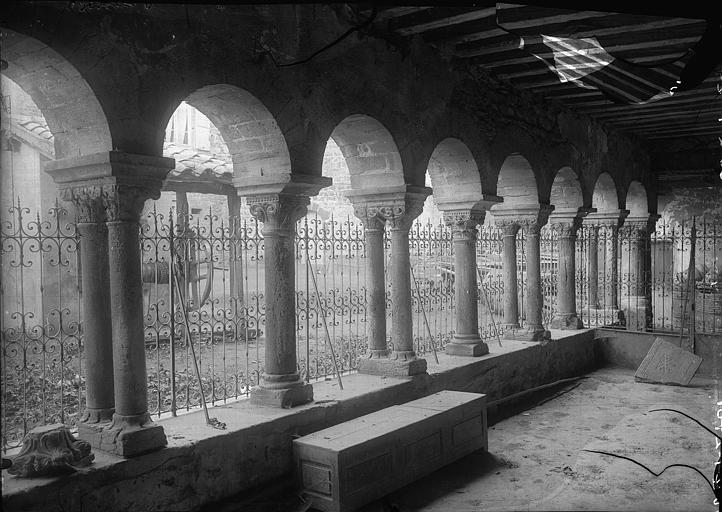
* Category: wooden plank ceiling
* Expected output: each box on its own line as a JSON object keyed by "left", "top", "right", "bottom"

{"left": 360, "top": 3, "right": 722, "bottom": 185}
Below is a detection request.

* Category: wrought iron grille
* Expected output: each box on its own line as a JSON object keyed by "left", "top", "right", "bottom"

{"left": 4, "top": 197, "right": 719, "bottom": 453}
{"left": 1, "top": 200, "right": 83, "bottom": 451}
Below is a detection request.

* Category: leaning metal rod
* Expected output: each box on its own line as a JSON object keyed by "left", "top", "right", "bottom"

{"left": 306, "top": 256, "right": 343, "bottom": 390}
{"left": 476, "top": 265, "right": 503, "bottom": 348}
{"left": 409, "top": 266, "right": 440, "bottom": 364}
{"left": 172, "top": 254, "right": 226, "bottom": 429}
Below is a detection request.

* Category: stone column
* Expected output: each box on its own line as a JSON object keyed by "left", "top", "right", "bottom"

{"left": 55, "top": 186, "right": 114, "bottom": 427}
{"left": 236, "top": 175, "right": 330, "bottom": 407}
{"left": 518, "top": 213, "right": 551, "bottom": 340}
{"left": 354, "top": 208, "right": 389, "bottom": 370}
{"left": 621, "top": 216, "right": 657, "bottom": 331}
{"left": 443, "top": 209, "right": 488, "bottom": 356}
{"left": 585, "top": 210, "right": 627, "bottom": 326}
{"left": 385, "top": 196, "right": 428, "bottom": 375}
{"left": 602, "top": 223, "right": 620, "bottom": 310}
{"left": 587, "top": 225, "right": 600, "bottom": 309}
{"left": 550, "top": 217, "right": 583, "bottom": 329}
{"left": 499, "top": 221, "right": 521, "bottom": 330}
{"left": 248, "top": 194, "right": 312, "bottom": 407}
{"left": 47, "top": 152, "right": 172, "bottom": 457}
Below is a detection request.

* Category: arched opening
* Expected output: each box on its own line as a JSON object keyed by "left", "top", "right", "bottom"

{"left": 1, "top": 29, "right": 112, "bottom": 450}
{"left": 626, "top": 181, "right": 649, "bottom": 218}
{"left": 495, "top": 154, "right": 540, "bottom": 207}
{"left": 550, "top": 167, "right": 583, "bottom": 212}
{"left": 592, "top": 172, "right": 620, "bottom": 212}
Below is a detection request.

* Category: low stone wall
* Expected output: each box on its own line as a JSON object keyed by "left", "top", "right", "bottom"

{"left": 594, "top": 328, "right": 721, "bottom": 377}
{"left": 2, "top": 331, "right": 598, "bottom": 512}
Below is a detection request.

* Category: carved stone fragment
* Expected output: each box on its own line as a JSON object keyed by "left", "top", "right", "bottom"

{"left": 8, "top": 424, "right": 94, "bottom": 477}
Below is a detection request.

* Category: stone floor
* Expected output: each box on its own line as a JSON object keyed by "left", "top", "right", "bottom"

{"left": 208, "top": 367, "right": 720, "bottom": 512}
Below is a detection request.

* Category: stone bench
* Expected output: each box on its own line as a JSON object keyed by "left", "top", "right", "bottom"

{"left": 293, "top": 390, "right": 487, "bottom": 512}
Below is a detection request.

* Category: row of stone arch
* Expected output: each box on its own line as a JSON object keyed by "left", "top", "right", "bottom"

{"left": 3, "top": 28, "right": 653, "bottom": 216}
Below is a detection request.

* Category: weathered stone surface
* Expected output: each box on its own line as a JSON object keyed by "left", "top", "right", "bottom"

{"left": 251, "top": 382, "right": 314, "bottom": 408}
{"left": 634, "top": 337, "right": 702, "bottom": 385}
{"left": 8, "top": 424, "right": 94, "bottom": 477}
{"left": 550, "top": 312, "right": 583, "bottom": 330}
{"left": 357, "top": 355, "right": 428, "bottom": 377}
{"left": 445, "top": 339, "right": 490, "bottom": 357}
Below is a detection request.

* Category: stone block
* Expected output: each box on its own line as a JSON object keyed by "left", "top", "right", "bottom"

{"left": 357, "top": 356, "right": 427, "bottom": 377}
{"left": 294, "top": 390, "right": 487, "bottom": 512}
{"left": 445, "top": 340, "right": 490, "bottom": 357}
{"left": 251, "top": 382, "right": 314, "bottom": 408}
{"left": 99, "top": 422, "right": 167, "bottom": 458}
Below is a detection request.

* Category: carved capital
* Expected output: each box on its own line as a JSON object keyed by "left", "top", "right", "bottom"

{"left": 377, "top": 198, "right": 425, "bottom": 231}
{"left": 59, "top": 185, "right": 105, "bottom": 223}
{"left": 497, "top": 220, "right": 521, "bottom": 237}
{"left": 101, "top": 184, "right": 160, "bottom": 222}
{"left": 247, "top": 193, "right": 309, "bottom": 232}
{"left": 8, "top": 424, "right": 94, "bottom": 477}
{"left": 352, "top": 206, "right": 386, "bottom": 231}
{"left": 551, "top": 218, "right": 581, "bottom": 238}
{"left": 443, "top": 210, "right": 484, "bottom": 241}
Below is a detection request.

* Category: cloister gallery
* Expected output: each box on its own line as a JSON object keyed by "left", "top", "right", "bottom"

{"left": 1, "top": 2, "right": 721, "bottom": 512}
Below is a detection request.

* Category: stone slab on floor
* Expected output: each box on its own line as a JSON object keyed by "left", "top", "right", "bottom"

{"left": 634, "top": 337, "right": 702, "bottom": 385}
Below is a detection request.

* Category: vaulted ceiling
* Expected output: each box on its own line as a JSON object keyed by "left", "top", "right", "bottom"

{"left": 360, "top": 2, "right": 722, "bottom": 189}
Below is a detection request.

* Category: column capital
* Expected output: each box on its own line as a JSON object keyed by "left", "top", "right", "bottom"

{"left": 549, "top": 207, "right": 587, "bottom": 237}
{"left": 622, "top": 214, "right": 660, "bottom": 237}
{"left": 442, "top": 208, "right": 485, "bottom": 240}
{"left": 345, "top": 185, "right": 431, "bottom": 231}
{"left": 58, "top": 185, "right": 105, "bottom": 223}
{"left": 585, "top": 209, "right": 629, "bottom": 228}
{"left": 247, "top": 193, "right": 310, "bottom": 231}
{"left": 45, "top": 151, "right": 174, "bottom": 222}
{"left": 491, "top": 204, "right": 554, "bottom": 234}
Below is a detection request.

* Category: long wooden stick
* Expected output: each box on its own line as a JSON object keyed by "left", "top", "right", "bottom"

{"left": 410, "top": 266, "right": 440, "bottom": 364}
{"left": 306, "top": 257, "right": 344, "bottom": 390}
{"left": 172, "top": 254, "right": 225, "bottom": 429}
{"left": 477, "top": 265, "right": 503, "bottom": 348}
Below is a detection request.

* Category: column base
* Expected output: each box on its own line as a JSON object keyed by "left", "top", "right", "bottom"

{"left": 79, "top": 407, "right": 114, "bottom": 424}
{"left": 251, "top": 382, "right": 314, "bottom": 408}
{"left": 445, "top": 337, "right": 489, "bottom": 357}
{"left": 550, "top": 313, "right": 583, "bottom": 330}
{"left": 89, "top": 412, "right": 167, "bottom": 457}
{"left": 358, "top": 352, "right": 427, "bottom": 377}
{"left": 505, "top": 326, "right": 551, "bottom": 342}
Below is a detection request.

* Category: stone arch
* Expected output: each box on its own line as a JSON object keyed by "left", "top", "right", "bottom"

{"left": 550, "top": 167, "right": 584, "bottom": 212}
{"left": 592, "top": 173, "right": 621, "bottom": 212}
{"left": 1, "top": 28, "right": 112, "bottom": 159}
{"left": 328, "top": 114, "right": 404, "bottom": 191}
{"left": 426, "top": 138, "right": 482, "bottom": 208}
{"left": 161, "top": 84, "right": 291, "bottom": 181}
{"left": 496, "top": 154, "right": 540, "bottom": 206}
{"left": 625, "top": 181, "right": 649, "bottom": 217}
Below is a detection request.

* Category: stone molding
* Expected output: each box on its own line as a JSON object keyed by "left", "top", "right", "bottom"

{"left": 492, "top": 204, "right": 554, "bottom": 235}
{"left": 345, "top": 185, "right": 431, "bottom": 232}
{"left": 584, "top": 209, "right": 629, "bottom": 228}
